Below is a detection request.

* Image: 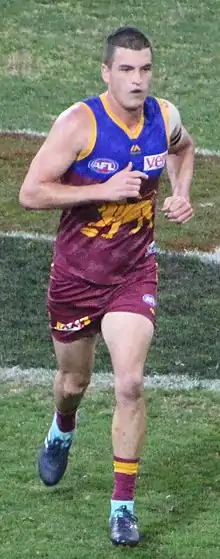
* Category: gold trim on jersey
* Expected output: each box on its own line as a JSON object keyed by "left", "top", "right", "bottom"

{"left": 100, "top": 92, "right": 144, "bottom": 139}
{"left": 76, "top": 102, "right": 97, "bottom": 161}
{"left": 155, "top": 98, "right": 170, "bottom": 148}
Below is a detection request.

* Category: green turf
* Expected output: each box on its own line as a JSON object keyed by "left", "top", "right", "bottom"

{"left": 0, "top": 1, "right": 220, "bottom": 149}
{"left": 1, "top": 134, "right": 220, "bottom": 252}
{"left": 1, "top": 3, "right": 220, "bottom": 556}
{"left": 1, "top": 236, "right": 219, "bottom": 378}
{"left": 1, "top": 385, "right": 220, "bottom": 558}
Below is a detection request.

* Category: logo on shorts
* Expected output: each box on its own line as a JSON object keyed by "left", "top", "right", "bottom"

{"left": 142, "top": 294, "right": 156, "bottom": 307}
{"left": 55, "top": 316, "right": 91, "bottom": 332}
{"left": 88, "top": 158, "right": 119, "bottom": 174}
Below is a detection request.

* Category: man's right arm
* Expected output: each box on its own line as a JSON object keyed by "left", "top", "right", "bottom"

{"left": 19, "top": 104, "right": 148, "bottom": 210}
{"left": 19, "top": 104, "right": 102, "bottom": 210}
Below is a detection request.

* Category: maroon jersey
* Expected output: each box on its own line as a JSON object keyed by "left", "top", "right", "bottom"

{"left": 51, "top": 94, "right": 169, "bottom": 286}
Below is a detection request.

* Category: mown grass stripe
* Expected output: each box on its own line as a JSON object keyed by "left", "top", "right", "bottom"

{"left": 1, "top": 230, "right": 220, "bottom": 264}
{"left": 0, "top": 128, "right": 220, "bottom": 157}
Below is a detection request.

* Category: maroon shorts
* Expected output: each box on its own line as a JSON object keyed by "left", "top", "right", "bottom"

{"left": 47, "top": 256, "right": 158, "bottom": 343}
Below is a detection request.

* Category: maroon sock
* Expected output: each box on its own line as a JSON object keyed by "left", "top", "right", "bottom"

{"left": 56, "top": 409, "right": 76, "bottom": 433}
{"left": 112, "top": 456, "right": 140, "bottom": 501}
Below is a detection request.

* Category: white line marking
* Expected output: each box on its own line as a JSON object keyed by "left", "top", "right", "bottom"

{"left": 1, "top": 127, "right": 220, "bottom": 263}
{"left": 1, "top": 366, "right": 220, "bottom": 392}
{"left": 0, "top": 230, "right": 56, "bottom": 242}
{"left": 0, "top": 128, "right": 48, "bottom": 138}
{"left": 0, "top": 128, "right": 220, "bottom": 157}
{"left": 195, "top": 148, "right": 220, "bottom": 157}
{"left": 1, "top": 230, "right": 220, "bottom": 264}
{"left": 159, "top": 246, "right": 220, "bottom": 264}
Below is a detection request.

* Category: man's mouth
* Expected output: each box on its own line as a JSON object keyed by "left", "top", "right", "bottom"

{"left": 130, "top": 89, "right": 142, "bottom": 94}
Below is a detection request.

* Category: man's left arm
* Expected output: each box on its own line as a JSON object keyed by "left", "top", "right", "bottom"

{"left": 163, "top": 101, "right": 195, "bottom": 224}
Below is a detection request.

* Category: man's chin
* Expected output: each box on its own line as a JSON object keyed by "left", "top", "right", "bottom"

{"left": 124, "top": 101, "right": 144, "bottom": 112}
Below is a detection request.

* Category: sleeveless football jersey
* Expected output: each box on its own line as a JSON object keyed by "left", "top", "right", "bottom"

{"left": 52, "top": 93, "right": 170, "bottom": 285}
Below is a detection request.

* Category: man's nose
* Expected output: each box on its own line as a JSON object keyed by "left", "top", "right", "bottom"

{"left": 132, "top": 71, "right": 141, "bottom": 85}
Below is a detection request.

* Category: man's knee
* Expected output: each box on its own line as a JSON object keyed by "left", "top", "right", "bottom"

{"left": 54, "top": 364, "right": 92, "bottom": 401}
{"left": 114, "top": 371, "right": 144, "bottom": 403}
{"left": 63, "top": 367, "right": 91, "bottom": 391}
{"left": 53, "top": 336, "right": 96, "bottom": 398}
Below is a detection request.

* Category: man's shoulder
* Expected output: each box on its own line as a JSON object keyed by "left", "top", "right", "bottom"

{"left": 146, "top": 96, "right": 179, "bottom": 113}
{"left": 147, "top": 97, "right": 181, "bottom": 138}
{"left": 56, "top": 96, "right": 100, "bottom": 128}
{"left": 154, "top": 98, "right": 180, "bottom": 121}
{"left": 144, "top": 95, "right": 172, "bottom": 116}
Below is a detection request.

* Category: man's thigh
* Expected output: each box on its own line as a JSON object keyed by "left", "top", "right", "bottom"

{"left": 52, "top": 335, "right": 97, "bottom": 376}
{"left": 101, "top": 311, "right": 154, "bottom": 374}
{"left": 101, "top": 258, "right": 157, "bottom": 371}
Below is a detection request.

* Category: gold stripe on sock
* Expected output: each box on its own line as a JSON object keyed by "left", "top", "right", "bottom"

{"left": 114, "top": 461, "right": 139, "bottom": 475}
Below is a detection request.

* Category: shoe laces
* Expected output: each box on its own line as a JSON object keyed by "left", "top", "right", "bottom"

{"left": 114, "top": 506, "right": 138, "bottom": 527}
{"left": 46, "top": 437, "right": 71, "bottom": 455}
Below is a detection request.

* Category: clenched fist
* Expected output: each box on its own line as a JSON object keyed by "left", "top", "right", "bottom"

{"left": 162, "top": 195, "right": 194, "bottom": 224}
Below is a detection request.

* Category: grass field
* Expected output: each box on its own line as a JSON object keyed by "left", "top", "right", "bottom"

{"left": 0, "top": 0, "right": 220, "bottom": 149}
{"left": 1, "top": 236, "right": 220, "bottom": 378}
{"left": 1, "top": 1, "right": 220, "bottom": 557}
{"left": 1, "top": 134, "right": 220, "bottom": 252}
{"left": 1, "top": 385, "right": 220, "bottom": 559}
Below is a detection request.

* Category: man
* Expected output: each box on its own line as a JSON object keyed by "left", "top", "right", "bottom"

{"left": 19, "top": 27, "right": 194, "bottom": 547}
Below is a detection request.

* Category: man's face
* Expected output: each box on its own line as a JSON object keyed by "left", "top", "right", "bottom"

{"left": 101, "top": 47, "right": 153, "bottom": 110}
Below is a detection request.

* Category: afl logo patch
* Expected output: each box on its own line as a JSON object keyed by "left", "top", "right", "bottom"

{"left": 88, "top": 158, "right": 119, "bottom": 174}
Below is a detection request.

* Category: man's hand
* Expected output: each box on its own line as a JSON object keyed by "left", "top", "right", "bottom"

{"left": 100, "top": 162, "right": 148, "bottom": 202}
{"left": 162, "top": 195, "right": 194, "bottom": 224}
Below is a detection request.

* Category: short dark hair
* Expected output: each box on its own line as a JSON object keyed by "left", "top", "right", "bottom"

{"left": 103, "top": 26, "right": 153, "bottom": 67}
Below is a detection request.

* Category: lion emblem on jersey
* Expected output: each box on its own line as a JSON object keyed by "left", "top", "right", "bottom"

{"left": 81, "top": 199, "right": 154, "bottom": 239}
